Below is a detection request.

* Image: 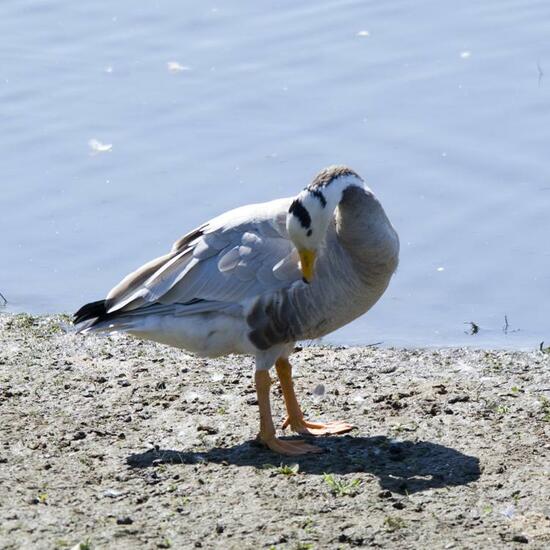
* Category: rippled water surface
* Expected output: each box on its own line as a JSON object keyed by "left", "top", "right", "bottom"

{"left": 2, "top": 0, "right": 549, "bottom": 348}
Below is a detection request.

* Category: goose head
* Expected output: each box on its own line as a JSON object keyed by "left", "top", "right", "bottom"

{"left": 286, "top": 165, "right": 363, "bottom": 283}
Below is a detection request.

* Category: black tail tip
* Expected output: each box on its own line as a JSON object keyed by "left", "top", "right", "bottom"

{"left": 73, "top": 299, "right": 108, "bottom": 325}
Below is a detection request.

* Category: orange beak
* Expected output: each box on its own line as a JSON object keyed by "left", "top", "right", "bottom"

{"left": 298, "top": 249, "right": 317, "bottom": 283}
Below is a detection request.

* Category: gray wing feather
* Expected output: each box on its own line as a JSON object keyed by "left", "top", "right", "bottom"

{"left": 105, "top": 198, "right": 300, "bottom": 314}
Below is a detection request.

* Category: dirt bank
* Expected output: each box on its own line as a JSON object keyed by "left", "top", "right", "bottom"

{"left": 0, "top": 314, "right": 549, "bottom": 549}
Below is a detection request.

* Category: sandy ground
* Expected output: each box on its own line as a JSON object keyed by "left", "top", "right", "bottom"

{"left": 0, "top": 314, "right": 549, "bottom": 549}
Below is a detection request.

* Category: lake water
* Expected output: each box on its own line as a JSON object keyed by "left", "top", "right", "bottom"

{"left": 1, "top": 0, "right": 549, "bottom": 349}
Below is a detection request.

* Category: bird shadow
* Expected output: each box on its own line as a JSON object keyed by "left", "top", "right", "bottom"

{"left": 126, "top": 435, "right": 480, "bottom": 494}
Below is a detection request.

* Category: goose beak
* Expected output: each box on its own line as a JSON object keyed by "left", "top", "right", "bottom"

{"left": 298, "top": 249, "right": 316, "bottom": 283}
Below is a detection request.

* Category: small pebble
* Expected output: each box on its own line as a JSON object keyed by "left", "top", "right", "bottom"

{"left": 103, "top": 488, "right": 123, "bottom": 498}
{"left": 448, "top": 394, "right": 470, "bottom": 404}
{"left": 312, "top": 383, "right": 326, "bottom": 396}
{"left": 197, "top": 424, "right": 218, "bottom": 435}
{"left": 380, "top": 365, "right": 397, "bottom": 374}
{"left": 116, "top": 516, "right": 133, "bottom": 525}
{"left": 512, "top": 534, "right": 528, "bottom": 544}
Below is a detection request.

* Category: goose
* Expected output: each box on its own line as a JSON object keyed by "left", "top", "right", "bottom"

{"left": 74, "top": 165, "right": 399, "bottom": 455}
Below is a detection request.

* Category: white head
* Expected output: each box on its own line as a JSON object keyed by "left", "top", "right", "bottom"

{"left": 286, "top": 165, "right": 363, "bottom": 282}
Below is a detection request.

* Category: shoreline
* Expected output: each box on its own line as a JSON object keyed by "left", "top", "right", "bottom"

{"left": 1, "top": 314, "right": 549, "bottom": 548}
{"left": 0, "top": 311, "right": 546, "bottom": 353}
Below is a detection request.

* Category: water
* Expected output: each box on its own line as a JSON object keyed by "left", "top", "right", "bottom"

{"left": 1, "top": 0, "right": 549, "bottom": 349}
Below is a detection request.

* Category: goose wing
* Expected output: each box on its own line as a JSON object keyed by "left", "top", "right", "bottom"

{"left": 104, "top": 198, "right": 302, "bottom": 314}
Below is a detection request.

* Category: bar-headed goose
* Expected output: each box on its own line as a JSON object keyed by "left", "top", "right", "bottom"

{"left": 74, "top": 165, "right": 399, "bottom": 455}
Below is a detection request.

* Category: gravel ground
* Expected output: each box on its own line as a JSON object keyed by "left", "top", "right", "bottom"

{"left": 0, "top": 314, "right": 549, "bottom": 549}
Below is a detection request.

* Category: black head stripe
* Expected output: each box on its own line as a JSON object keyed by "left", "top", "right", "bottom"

{"left": 309, "top": 165, "right": 361, "bottom": 189}
{"left": 310, "top": 188, "right": 327, "bottom": 208}
{"left": 289, "top": 199, "right": 311, "bottom": 229}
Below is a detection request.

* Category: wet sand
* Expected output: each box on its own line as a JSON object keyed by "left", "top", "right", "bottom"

{"left": 1, "top": 314, "right": 549, "bottom": 549}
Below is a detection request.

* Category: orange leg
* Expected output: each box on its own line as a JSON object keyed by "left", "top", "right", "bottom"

{"left": 255, "top": 370, "right": 321, "bottom": 455}
{"left": 275, "top": 358, "right": 355, "bottom": 436}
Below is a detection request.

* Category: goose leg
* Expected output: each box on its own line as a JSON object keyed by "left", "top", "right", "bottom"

{"left": 255, "top": 370, "right": 321, "bottom": 455}
{"left": 275, "top": 358, "right": 355, "bottom": 435}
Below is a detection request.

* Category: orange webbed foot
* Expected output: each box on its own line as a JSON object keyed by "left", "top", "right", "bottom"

{"left": 258, "top": 434, "right": 323, "bottom": 455}
{"left": 282, "top": 417, "right": 355, "bottom": 436}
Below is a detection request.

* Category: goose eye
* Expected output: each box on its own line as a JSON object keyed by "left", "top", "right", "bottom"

{"left": 307, "top": 229, "right": 313, "bottom": 237}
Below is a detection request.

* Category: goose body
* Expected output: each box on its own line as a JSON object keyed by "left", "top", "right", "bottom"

{"left": 74, "top": 165, "right": 399, "bottom": 454}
